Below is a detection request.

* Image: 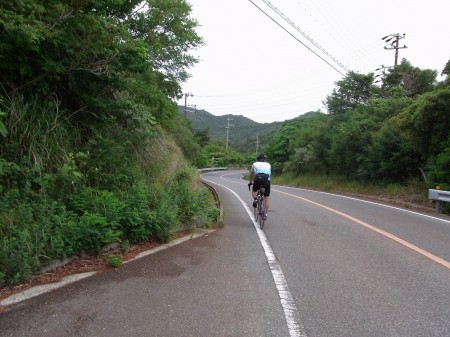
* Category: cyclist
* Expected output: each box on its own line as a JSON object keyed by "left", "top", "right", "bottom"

{"left": 248, "top": 153, "right": 271, "bottom": 218}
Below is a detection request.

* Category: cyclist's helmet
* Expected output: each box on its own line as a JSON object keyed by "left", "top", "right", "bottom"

{"left": 257, "top": 153, "right": 266, "bottom": 162}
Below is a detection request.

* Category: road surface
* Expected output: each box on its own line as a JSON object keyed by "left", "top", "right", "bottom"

{"left": 1, "top": 170, "right": 449, "bottom": 337}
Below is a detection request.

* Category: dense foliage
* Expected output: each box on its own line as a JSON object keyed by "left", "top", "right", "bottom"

{"left": 264, "top": 59, "right": 450, "bottom": 194}
{"left": 0, "top": 0, "right": 220, "bottom": 287}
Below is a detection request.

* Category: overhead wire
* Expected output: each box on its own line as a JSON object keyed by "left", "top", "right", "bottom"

{"left": 247, "top": 0, "right": 347, "bottom": 77}
{"left": 311, "top": 0, "right": 361, "bottom": 51}
{"left": 260, "top": 0, "right": 350, "bottom": 73}
{"left": 184, "top": 0, "right": 381, "bottom": 121}
{"left": 295, "top": 0, "right": 355, "bottom": 62}
{"left": 185, "top": 60, "right": 337, "bottom": 119}
{"left": 292, "top": 0, "right": 385, "bottom": 74}
{"left": 195, "top": 90, "right": 329, "bottom": 114}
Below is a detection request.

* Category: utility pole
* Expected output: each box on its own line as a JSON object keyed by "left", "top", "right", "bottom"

{"left": 183, "top": 93, "right": 193, "bottom": 117}
{"left": 374, "top": 64, "right": 393, "bottom": 84}
{"left": 255, "top": 134, "right": 259, "bottom": 155}
{"left": 225, "top": 118, "right": 234, "bottom": 152}
{"left": 382, "top": 33, "right": 407, "bottom": 66}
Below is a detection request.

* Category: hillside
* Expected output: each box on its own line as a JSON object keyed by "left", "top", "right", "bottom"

{"left": 180, "top": 107, "right": 284, "bottom": 153}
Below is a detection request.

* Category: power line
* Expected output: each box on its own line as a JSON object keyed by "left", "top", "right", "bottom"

{"left": 296, "top": 0, "right": 355, "bottom": 55}
{"left": 260, "top": 0, "right": 350, "bottom": 73}
{"left": 310, "top": 0, "right": 361, "bottom": 52}
{"left": 247, "top": 0, "right": 346, "bottom": 77}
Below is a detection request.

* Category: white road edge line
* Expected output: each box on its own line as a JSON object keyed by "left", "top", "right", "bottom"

{"left": 276, "top": 185, "right": 450, "bottom": 225}
{"left": 202, "top": 177, "right": 308, "bottom": 337}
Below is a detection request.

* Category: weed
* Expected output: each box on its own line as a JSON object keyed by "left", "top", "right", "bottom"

{"left": 107, "top": 254, "right": 123, "bottom": 268}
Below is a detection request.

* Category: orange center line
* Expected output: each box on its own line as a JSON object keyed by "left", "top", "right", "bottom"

{"left": 215, "top": 173, "right": 450, "bottom": 269}
{"left": 274, "top": 189, "right": 450, "bottom": 269}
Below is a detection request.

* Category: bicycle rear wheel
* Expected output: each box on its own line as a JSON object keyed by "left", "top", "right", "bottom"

{"left": 258, "top": 198, "right": 266, "bottom": 229}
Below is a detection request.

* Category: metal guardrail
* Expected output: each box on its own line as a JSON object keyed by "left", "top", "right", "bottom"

{"left": 201, "top": 181, "right": 223, "bottom": 226}
{"left": 428, "top": 189, "right": 450, "bottom": 212}
{"left": 197, "top": 167, "right": 228, "bottom": 172}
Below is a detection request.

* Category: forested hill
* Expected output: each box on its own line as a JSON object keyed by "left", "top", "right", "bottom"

{"left": 179, "top": 107, "right": 285, "bottom": 152}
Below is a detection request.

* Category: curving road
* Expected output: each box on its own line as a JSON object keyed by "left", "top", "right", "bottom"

{"left": 202, "top": 170, "right": 450, "bottom": 337}
{"left": 0, "top": 170, "right": 449, "bottom": 337}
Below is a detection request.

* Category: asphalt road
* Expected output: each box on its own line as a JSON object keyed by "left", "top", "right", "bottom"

{"left": 1, "top": 170, "right": 449, "bottom": 337}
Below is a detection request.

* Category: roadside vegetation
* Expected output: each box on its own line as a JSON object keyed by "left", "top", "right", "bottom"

{"left": 0, "top": 0, "right": 218, "bottom": 287}
{"left": 264, "top": 60, "right": 450, "bottom": 213}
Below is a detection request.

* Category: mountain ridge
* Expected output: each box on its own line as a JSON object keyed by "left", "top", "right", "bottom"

{"left": 180, "top": 107, "right": 285, "bottom": 153}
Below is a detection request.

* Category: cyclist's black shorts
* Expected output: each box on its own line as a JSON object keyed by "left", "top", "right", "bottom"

{"left": 252, "top": 180, "right": 270, "bottom": 196}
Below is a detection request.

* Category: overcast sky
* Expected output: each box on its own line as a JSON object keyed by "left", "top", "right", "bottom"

{"left": 178, "top": 0, "right": 450, "bottom": 123}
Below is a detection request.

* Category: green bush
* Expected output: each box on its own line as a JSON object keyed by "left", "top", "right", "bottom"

{"left": 69, "top": 188, "right": 125, "bottom": 227}
{"left": 168, "top": 166, "right": 219, "bottom": 229}
{"left": 0, "top": 227, "right": 39, "bottom": 285}
{"left": 0, "top": 163, "right": 220, "bottom": 286}
{"left": 64, "top": 212, "right": 121, "bottom": 255}
{"left": 154, "top": 188, "right": 180, "bottom": 243}
{"left": 120, "top": 181, "right": 157, "bottom": 244}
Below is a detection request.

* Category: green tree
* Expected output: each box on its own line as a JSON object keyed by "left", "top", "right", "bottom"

{"left": 327, "top": 109, "right": 375, "bottom": 179}
{"left": 400, "top": 86, "right": 450, "bottom": 158}
{"left": 427, "top": 136, "right": 450, "bottom": 189}
{"left": 325, "top": 72, "right": 377, "bottom": 114}
{"left": 128, "top": 0, "right": 203, "bottom": 85}
{"left": 264, "top": 124, "right": 297, "bottom": 173}
{"left": 382, "top": 59, "right": 437, "bottom": 97}
{"left": 0, "top": 0, "right": 203, "bottom": 121}
{"left": 265, "top": 112, "right": 330, "bottom": 174}
{"left": 196, "top": 142, "right": 227, "bottom": 168}
{"left": 363, "top": 117, "right": 420, "bottom": 182}
{"left": 194, "top": 130, "right": 211, "bottom": 147}
{"left": 441, "top": 59, "right": 450, "bottom": 86}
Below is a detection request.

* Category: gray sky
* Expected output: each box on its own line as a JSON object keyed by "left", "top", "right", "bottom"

{"left": 178, "top": 0, "right": 450, "bottom": 123}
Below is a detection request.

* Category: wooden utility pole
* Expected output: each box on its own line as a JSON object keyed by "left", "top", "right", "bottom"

{"left": 382, "top": 33, "right": 407, "bottom": 66}
{"left": 225, "top": 118, "right": 234, "bottom": 152}
{"left": 184, "top": 93, "right": 193, "bottom": 117}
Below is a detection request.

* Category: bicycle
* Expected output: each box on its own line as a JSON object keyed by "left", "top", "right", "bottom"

{"left": 249, "top": 183, "right": 267, "bottom": 229}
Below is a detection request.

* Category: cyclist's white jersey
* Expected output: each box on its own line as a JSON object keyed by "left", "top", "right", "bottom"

{"left": 251, "top": 161, "right": 271, "bottom": 180}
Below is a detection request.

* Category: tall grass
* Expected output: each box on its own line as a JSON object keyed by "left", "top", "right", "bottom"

{"left": 2, "top": 95, "right": 77, "bottom": 172}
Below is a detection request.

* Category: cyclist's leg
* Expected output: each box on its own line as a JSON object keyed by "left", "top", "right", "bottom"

{"left": 252, "top": 181, "right": 259, "bottom": 207}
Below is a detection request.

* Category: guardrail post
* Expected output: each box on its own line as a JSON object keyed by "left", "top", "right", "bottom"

{"left": 436, "top": 200, "right": 442, "bottom": 213}
{"left": 428, "top": 188, "right": 450, "bottom": 213}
